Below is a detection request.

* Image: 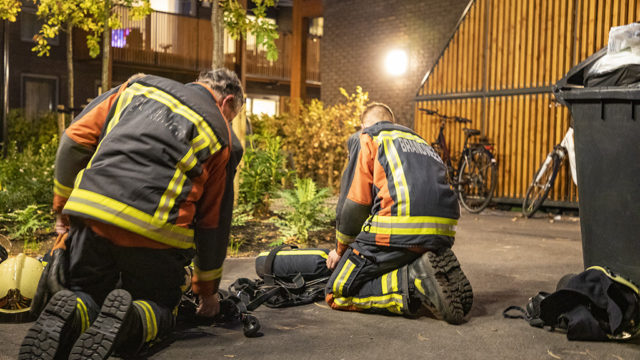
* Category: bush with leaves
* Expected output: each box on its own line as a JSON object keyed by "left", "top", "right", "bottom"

{"left": 0, "top": 205, "right": 54, "bottom": 252}
{"left": 272, "top": 177, "right": 332, "bottom": 245}
{"left": 0, "top": 139, "right": 57, "bottom": 214}
{"left": 7, "top": 109, "right": 60, "bottom": 150}
{"left": 238, "top": 132, "right": 291, "bottom": 214}
{"left": 263, "top": 87, "right": 368, "bottom": 190}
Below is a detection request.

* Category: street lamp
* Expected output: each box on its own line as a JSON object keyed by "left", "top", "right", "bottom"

{"left": 384, "top": 49, "right": 408, "bottom": 76}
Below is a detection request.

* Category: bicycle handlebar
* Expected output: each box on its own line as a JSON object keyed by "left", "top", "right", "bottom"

{"left": 419, "top": 108, "right": 472, "bottom": 124}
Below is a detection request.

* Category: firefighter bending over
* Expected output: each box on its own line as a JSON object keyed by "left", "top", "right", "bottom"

{"left": 20, "top": 69, "right": 244, "bottom": 359}
{"left": 325, "top": 103, "right": 473, "bottom": 324}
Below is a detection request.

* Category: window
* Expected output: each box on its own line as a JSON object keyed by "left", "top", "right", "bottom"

{"left": 150, "top": 0, "right": 196, "bottom": 16}
{"left": 22, "top": 75, "right": 58, "bottom": 120}
{"left": 20, "top": 8, "right": 59, "bottom": 45}
{"left": 309, "top": 17, "right": 323, "bottom": 38}
{"left": 247, "top": 96, "right": 279, "bottom": 116}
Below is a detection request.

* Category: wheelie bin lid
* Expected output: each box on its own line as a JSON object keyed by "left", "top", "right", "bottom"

{"left": 553, "top": 47, "right": 607, "bottom": 106}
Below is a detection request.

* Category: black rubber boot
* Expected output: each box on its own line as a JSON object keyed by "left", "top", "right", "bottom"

{"left": 68, "top": 289, "right": 142, "bottom": 360}
{"left": 408, "top": 248, "right": 473, "bottom": 325}
{"left": 19, "top": 290, "right": 80, "bottom": 360}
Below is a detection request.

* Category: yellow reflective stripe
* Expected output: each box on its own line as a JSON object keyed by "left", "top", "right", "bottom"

{"left": 338, "top": 261, "right": 356, "bottom": 296}
{"left": 333, "top": 293, "right": 404, "bottom": 314}
{"left": 191, "top": 135, "right": 208, "bottom": 153}
{"left": 381, "top": 273, "right": 389, "bottom": 295}
{"left": 54, "top": 179, "right": 73, "bottom": 198}
{"left": 336, "top": 230, "right": 356, "bottom": 245}
{"left": 154, "top": 148, "right": 199, "bottom": 221}
{"left": 194, "top": 266, "right": 223, "bottom": 281}
{"left": 380, "top": 137, "right": 404, "bottom": 216}
{"left": 74, "top": 169, "right": 85, "bottom": 189}
{"left": 76, "top": 298, "right": 90, "bottom": 332}
{"left": 415, "top": 278, "right": 426, "bottom": 296}
{"left": 367, "top": 215, "right": 457, "bottom": 236}
{"left": 378, "top": 134, "right": 410, "bottom": 216}
{"left": 391, "top": 269, "right": 398, "bottom": 292}
{"left": 64, "top": 188, "right": 194, "bottom": 249}
{"left": 371, "top": 215, "right": 457, "bottom": 225}
{"left": 154, "top": 169, "right": 186, "bottom": 222}
{"left": 587, "top": 266, "right": 640, "bottom": 295}
{"left": 128, "top": 83, "right": 221, "bottom": 154}
{"left": 134, "top": 301, "right": 157, "bottom": 342}
{"left": 106, "top": 90, "right": 135, "bottom": 134}
{"left": 140, "top": 301, "right": 158, "bottom": 341}
{"left": 333, "top": 259, "right": 355, "bottom": 296}
{"left": 256, "top": 250, "right": 329, "bottom": 259}
{"left": 368, "top": 226, "right": 455, "bottom": 237}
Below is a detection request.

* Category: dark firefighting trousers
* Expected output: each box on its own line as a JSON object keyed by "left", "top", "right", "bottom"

{"left": 66, "top": 220, "right": 193, "bottom": 343}
{"left": 325, "top": 242, "right": 422, "bottom": 315}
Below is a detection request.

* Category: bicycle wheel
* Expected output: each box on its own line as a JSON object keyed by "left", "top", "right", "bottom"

{"left": 522, "top": 152, "right": 561, "bottom": 218}
{"left": 457, "top": 148, "right": 497, "bottom": 213}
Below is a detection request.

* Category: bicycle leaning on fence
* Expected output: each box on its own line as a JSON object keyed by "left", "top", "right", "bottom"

{"left": 419, "top": 108, "right": 498, "bottom": 213}
{"left": 522, "top": 127, "right": 577, "bottom": 218}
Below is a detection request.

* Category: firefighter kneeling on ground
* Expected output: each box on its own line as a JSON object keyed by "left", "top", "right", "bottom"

{"left": 325, "top": 103, "right": 473, "bottom": 324}
{"left": 20, "top": 68, "right": 244, "bottom": 359}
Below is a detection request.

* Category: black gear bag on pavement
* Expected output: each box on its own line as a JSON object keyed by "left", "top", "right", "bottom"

{"left": 177, "top": 245, "right": 332, "bottom": 338}
{"left": 240, "top": 245, "right": 331, "bottom": 308}
{"left": 504, "top": 267, "right": 640, "bottom": 341}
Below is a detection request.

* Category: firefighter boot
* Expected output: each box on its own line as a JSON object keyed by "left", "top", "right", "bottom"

{"left": 408, "top": 248, "right": 473, "bottom": 325}
{"left": 69, "top": 289, "right": 143, "bottom": 360}
{"left": 19, "top": 290, "right": 84, "bottom": 360}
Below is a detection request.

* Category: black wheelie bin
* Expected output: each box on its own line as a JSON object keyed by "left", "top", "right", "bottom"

{"left": 554, "top": 47, "right": 640, "bottom": 287}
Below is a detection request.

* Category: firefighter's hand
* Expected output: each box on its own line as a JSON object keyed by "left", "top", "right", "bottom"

{"left": 326, "top": 250, "right": 342, "bottom": 270}
{"left": 196, "top": 292, "right": 220, "bottom": 318}
{"left": 54, "top": 214, "right": 69, "bottom": 235}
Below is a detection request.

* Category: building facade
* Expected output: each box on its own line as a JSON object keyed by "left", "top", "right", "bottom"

{"left": 0, "top": 0, "right": 322, "bottom": 138}
{"left": 321, "top": 0, "right": 470, "bottom": 127}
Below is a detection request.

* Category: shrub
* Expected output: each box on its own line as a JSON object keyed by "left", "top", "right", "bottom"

{"left": 251, "top": 87, "right": 368, "bottom": 191}
{"left": 7, "top": 109, "right": 60, "bottom": 150}
{"left": 272, "top": 177, "right": 332, "bottom": 245}
{"left": 0, "top": 138, "right": 57, "bottom": 213}
{"left": 0, "top": 204, "right": 53, "bottom": 246}
{"left": 238, "top": 133, "right": 291, "bottom": 214}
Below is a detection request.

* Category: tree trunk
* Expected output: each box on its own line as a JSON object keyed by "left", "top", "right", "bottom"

{"left": 211, "top": 0, "right": 224, "bottom": 69}
{"left": 101, "top": 3, "right": 111, "bottom": 93}
{"left": 66, "top": 22, "right": 74, "bottom": 127}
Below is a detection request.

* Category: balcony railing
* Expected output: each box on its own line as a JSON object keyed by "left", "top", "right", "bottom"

{"left": 74, "top": 7, "right": 320, "bottom": 83}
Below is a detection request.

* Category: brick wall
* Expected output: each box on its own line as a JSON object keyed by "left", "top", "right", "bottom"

{"left": 321, "top": 0, "right": 471, "bottom": 128}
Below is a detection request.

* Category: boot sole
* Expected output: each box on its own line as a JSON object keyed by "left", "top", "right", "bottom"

{"left": 69, "top": 289, "right": 132, "bottom": 360}
{"left": 19, "top": 290, "right": 77, "bottom": 360}
{"left": 412, "top": 248, "right": 473, "bottom": 324}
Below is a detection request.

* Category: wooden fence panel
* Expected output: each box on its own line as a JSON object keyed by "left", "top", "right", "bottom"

{"left": 415, "top": 0, "right": 640, "bottom": 206}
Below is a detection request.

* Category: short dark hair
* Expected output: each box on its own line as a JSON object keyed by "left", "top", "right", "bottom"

{"left": 196, "top": 68, "right": 244, "bottom": 111}
{"left": 362, "top": 102, "right": 395, "bottom": 123}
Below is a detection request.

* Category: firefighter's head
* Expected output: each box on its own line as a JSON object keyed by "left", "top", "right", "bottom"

{"left": 197, "top": 68, "right": 245, "bottom": 123}
{"left": 361, "top": 102, "right": 395, "bottom": 129}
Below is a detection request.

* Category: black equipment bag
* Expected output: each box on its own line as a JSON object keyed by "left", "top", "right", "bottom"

{"left": 504, "top": 267, "right": 640, "bottom": 341}
{"left": 176, "top": 245, "right": 333, "bottom": 338}
{"left": 245, "top": 245, "right": 331, "bottom": 308}
{"left": 255, "top": 245, "right": 332, "bottom": 283}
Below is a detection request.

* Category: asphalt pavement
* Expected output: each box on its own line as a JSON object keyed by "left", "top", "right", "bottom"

{"left": 2, "top": 210, "right": 639, "bottom": 359}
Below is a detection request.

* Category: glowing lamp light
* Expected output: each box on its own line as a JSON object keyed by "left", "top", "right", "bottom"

{"left": 385, "top": 49, "right": 408, "bottom": 76}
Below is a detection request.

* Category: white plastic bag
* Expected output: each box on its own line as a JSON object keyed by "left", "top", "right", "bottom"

{"left": 587, "top": 23, "right": 640, "bottom": 77}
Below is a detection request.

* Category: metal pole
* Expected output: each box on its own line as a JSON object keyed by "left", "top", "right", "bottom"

{"left": 2, "top": 20, "right": 9, "bottom": 156}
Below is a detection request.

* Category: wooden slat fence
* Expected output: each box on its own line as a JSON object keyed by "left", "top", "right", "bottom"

{"left": 415, "top": 0, "right": 640, "bottom": 206}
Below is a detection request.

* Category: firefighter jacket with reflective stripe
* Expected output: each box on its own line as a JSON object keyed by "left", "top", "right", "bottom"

{"left": 335, "top": 121, "right": 459, "bottom": 255}
{"left": 53, "top": 75, "right": 242, "bottom": 295}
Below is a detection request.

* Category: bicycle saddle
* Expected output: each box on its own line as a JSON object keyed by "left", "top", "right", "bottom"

{"left": 463, "top": 128, "right": 481, "bottom": 137}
